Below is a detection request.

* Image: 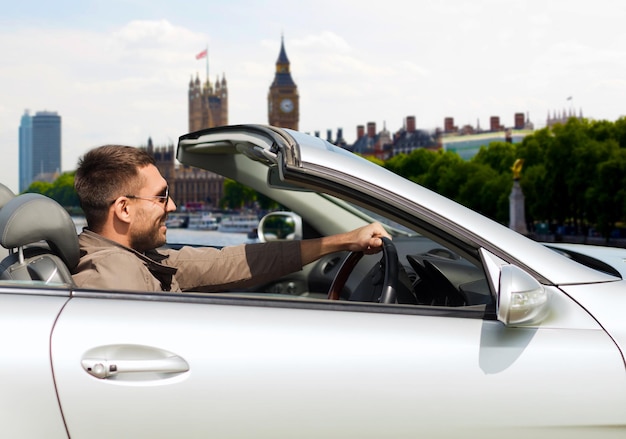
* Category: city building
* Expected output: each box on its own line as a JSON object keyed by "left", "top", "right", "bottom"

{"left": 188, "top": 59, "right": 228, "bottom": 132}
{"left": 177, "top": 37, "right": 301, "bottom": 209}
{"left": 348, "top": 122, "right": 393, "bottom": 161}
{"left": 390, "top": 116, "right": 438, "bottom": 156}
{"left": 441, "top": 113, "right": 534, "bottom": 160}
{"left": 141, "top": 138, "right": 224, "bottom": 212}
{"left": 268, "top": 36, "right": 299, "bottom": 130}
{"left": 181, "top": 51, "right": 228, "bottom": 208}
{"left": 546, "top": 108, "right": 583, "bottom": 128}
{"left": 337, "top": 116, "right": 438, "bottom": 159}
{"left": 315, "top": 128, "right": 347, "bottom": 149}
{"left": 19, "top": 110, "right": 61, "bottom": 191}
{"left": 18, "top": 110, "right": 33, "bottom": 192}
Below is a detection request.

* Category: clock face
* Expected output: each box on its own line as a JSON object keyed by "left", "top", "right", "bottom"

{"left": 280, "top": 98, "right": 294, "bottom": 113}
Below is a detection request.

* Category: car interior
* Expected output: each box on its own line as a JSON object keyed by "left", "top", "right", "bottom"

{"left": 174, "top": 128, "right": 497, "bottom": 311}
{"left": 0, "top": 177, "right": 494, "bottom": 313}
{"left": 247, "top": 208, "right": 494, "bottom": 309}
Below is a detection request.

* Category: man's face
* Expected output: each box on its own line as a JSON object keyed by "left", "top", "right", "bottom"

{"left": 128, "top": 165, "right": 176, "bottom": 251}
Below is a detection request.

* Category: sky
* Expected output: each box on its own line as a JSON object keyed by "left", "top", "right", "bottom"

{"left": 1, "top": 0, "right": 625, "bottom": 193}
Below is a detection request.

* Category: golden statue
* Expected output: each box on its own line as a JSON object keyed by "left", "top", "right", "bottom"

{"left": 511, "top": 159, "right": 524, "bottom": 180}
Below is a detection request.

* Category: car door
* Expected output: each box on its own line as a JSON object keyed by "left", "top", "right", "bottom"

{"left": 51, "top": 285, "right": 626, "bottom": 438}
{"left": 0, "top": 287, "right": 69, "bottom": 438}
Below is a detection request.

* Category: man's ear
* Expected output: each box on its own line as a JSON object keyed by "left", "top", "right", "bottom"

{"left": 111, "top": 197, "right": 132, "bottom": 224}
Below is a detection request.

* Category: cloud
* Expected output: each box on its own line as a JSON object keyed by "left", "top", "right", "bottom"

{"left": 293, "top": 31, "right": 352, "bottom": 53}
{"left": 0, "top": 19, "right": 208, "bottom": 191}
{"left": 2, "top": 1, "right": 626, "bottom": 193}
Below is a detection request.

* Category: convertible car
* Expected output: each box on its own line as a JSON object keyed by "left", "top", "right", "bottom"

{"left": 1, "top": 124, "right": 626, "bottom": 438}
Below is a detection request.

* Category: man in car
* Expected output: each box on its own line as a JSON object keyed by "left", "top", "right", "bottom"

{"left": 72, "top": 144, "right": 389, "bottom": 292}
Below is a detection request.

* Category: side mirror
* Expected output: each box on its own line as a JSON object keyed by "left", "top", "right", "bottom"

{"left": 257, "top": 212, "right": 303, "bottom": 242}
{"left": 497, "top": 265, "right": 549, "bottom": 325}
{"left": 480, "top": 249, "right": 549, "bottom": 326}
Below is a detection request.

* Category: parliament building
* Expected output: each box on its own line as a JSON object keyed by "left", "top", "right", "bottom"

{"left": 144, "top": 38, "right": 299, "bottom": 211}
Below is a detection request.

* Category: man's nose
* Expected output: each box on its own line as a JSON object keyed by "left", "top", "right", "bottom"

{"left": 167, "top": 197, "right": 177, "bottom": 212}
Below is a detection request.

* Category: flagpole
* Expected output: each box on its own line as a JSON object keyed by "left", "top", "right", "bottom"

{"left": 205, "top": 45, "right": 209, "bottom": 85}
{"left": 567, "top": 96, "right": 573, "bottom": 116}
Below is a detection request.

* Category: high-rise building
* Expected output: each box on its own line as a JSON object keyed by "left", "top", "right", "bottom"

{"left": 19, "top": 110, "right": 62, "bottom": 191}
{"left": 18, "top": 110, "right": 33, "bottom": 192}
{"left": 268, "top": 36, "right": 299, "bottom": 130}
{"left": 31, "top": 111, "right": 62, "bottom": 184}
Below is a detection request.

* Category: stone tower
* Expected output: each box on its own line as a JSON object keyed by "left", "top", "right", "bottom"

{"left": 268, "top": 36, "right": 299, "bottom": 130}
{"left": 188, "top": 69, "right": 228, "bottom": 132}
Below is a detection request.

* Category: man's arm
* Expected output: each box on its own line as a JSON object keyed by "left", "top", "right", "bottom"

{"left": 299, "top": 222, "right": 390, "bottom": 266}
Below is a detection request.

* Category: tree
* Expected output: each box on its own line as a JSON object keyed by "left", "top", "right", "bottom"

{"left": 220, "top": 179, "right": 257, "bottom": 209}
{"left": 516, "top": 127, "right": 550, "bottom": 168}
{"left": 50, "top": 172, "right": 79, "bottom": 207}
{"left": 219, "top": 179, "right": 281, "bottom": 211}
{"left": 385, "top": 148, "right": 437, "bottom": 180}
{"left": 24, "top": 180, "right": 53, "bottom": 196}
{"left": 457, "top": 163, "right": 510, "bottom": 222}
{"left": 614, "top": 116, "right": 626, "bottom": 149}
{"left": 519, "top": 163, "right": 548, "bottom": 225}
{"left": 24, "top": 172, "right": 79, "bottom": 208}
{"left": 379, "top": 118, "right": 626, "bottom": 234}
{"left": 472, "top": 141, "right": 517, "bottom": 175}
{"left": 418, "top": 151, "right": 466, "bottom": 199}
{"left": 585, "top": 148, "right": 626, "bottom": 239}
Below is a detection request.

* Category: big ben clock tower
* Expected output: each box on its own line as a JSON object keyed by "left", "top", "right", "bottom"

{"left": 268, "top": 36, "right": 299, "bottom": 130}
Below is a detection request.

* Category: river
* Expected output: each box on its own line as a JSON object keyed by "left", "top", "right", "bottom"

{"left": 73, "top": 216, "right": 253, "bottom": 247}
{"left": 166, "top": 228, "right": 252, "bottom": 247}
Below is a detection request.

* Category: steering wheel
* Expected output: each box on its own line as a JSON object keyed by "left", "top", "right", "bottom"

{"left": 328, "top": 237, "right": 399, "bottom": 304}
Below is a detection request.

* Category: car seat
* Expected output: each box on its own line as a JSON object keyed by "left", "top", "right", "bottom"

{"left": 0, "top": 183, "right": 16, "bottom": 260}
{"left": 0, "top": 193, "right": 79, "bottom": 286}
{"left": 0, "top": 183, "right": 14, "bottom": 207}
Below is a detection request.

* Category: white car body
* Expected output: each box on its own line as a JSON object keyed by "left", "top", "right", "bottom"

{"left": 1, "top": 125, "right": 625, "bottom": 438}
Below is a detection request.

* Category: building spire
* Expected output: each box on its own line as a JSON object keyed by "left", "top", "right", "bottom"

{"left": 277, "top": 33, "right": 290, "bottom": 68}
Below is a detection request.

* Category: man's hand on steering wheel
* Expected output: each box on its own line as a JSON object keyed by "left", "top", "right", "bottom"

{"left": 345, "top": 222, "right": 390, "bottom": 255}
{"left": 299, "top": 222, "right": 391, "bottom": 266}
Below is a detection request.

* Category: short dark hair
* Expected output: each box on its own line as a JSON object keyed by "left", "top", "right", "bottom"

{"left": 75, "top": 145, "right": 155, "bottom": 231}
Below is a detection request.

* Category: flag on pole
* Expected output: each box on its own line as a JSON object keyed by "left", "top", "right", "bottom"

{"left": 196, "top": 48, "right": 208, "bottom": 60}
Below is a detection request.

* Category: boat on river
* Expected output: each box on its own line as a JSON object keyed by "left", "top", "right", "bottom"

{"left": 165, "top": 215, "right": 189, "bottom": 229}
{"left": 217, "top": 214, "right": 259, "bottom": 233}
{"left": 187, "top": 213, "right": 219, "bottom": 230}
{"left": 197, "top": 213, "right": 219, "bottom": 230}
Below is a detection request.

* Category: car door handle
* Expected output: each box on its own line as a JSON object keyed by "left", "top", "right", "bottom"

{"left": 82, "top": 355, "right": 189, "bottom": 379}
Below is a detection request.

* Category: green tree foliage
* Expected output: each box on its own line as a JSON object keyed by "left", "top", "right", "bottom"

{"left": 613, "top": 117, "right": 626, "bottom": 148}
{"left": 385, "top": 148, "right": 436, "bottom": 180}
{"left": 256, "top": 192, "right": 282, "bottom": 211}
{"left": 585, "top": 148, "right": 626, "bottom": 239}
{"left": 517, "top": 163, "right": 548, "bottom": 223}
{"left": 24, "top": 172, "right": 79, "bottom": 208}
{"left": 472, "top": 141, "right": 517, "bottom": 175}
{"left": 49, "top": 172, "right": 80, "bottom": 207}
{"left": 25, "top": 180, "right": 53, "bottom": 196}
{"left": 418, "top": 151, "right": 465, "bottom": 199}
{"left": 220, "top": 178, "right": 281, "bottom": 211}
{"left": 220, "top": 179, "right": 257, "bottom": 209}
{"left": 457, "top": 163, "right": 511, "bottom": 223}
{"left": 380, "top": 116, "right": 626, "bottom": 238}
{"left": 28, "top": 115, "right": 626, "bottom": 240}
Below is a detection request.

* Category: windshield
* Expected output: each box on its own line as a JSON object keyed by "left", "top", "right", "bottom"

{"left": 320, "top": 193, "right": 418, "bottom": 237}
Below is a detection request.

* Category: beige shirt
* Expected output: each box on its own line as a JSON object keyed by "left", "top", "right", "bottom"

{"left": 72, "top": 229, "right": 303, "bottom": 292}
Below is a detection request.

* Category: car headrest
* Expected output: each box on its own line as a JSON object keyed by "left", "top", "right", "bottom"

{"left": 0, "top": 193, "right": 80, "bottom": 270}
{"left": 0, "top": 183, "right": 15, "bottom": 209}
